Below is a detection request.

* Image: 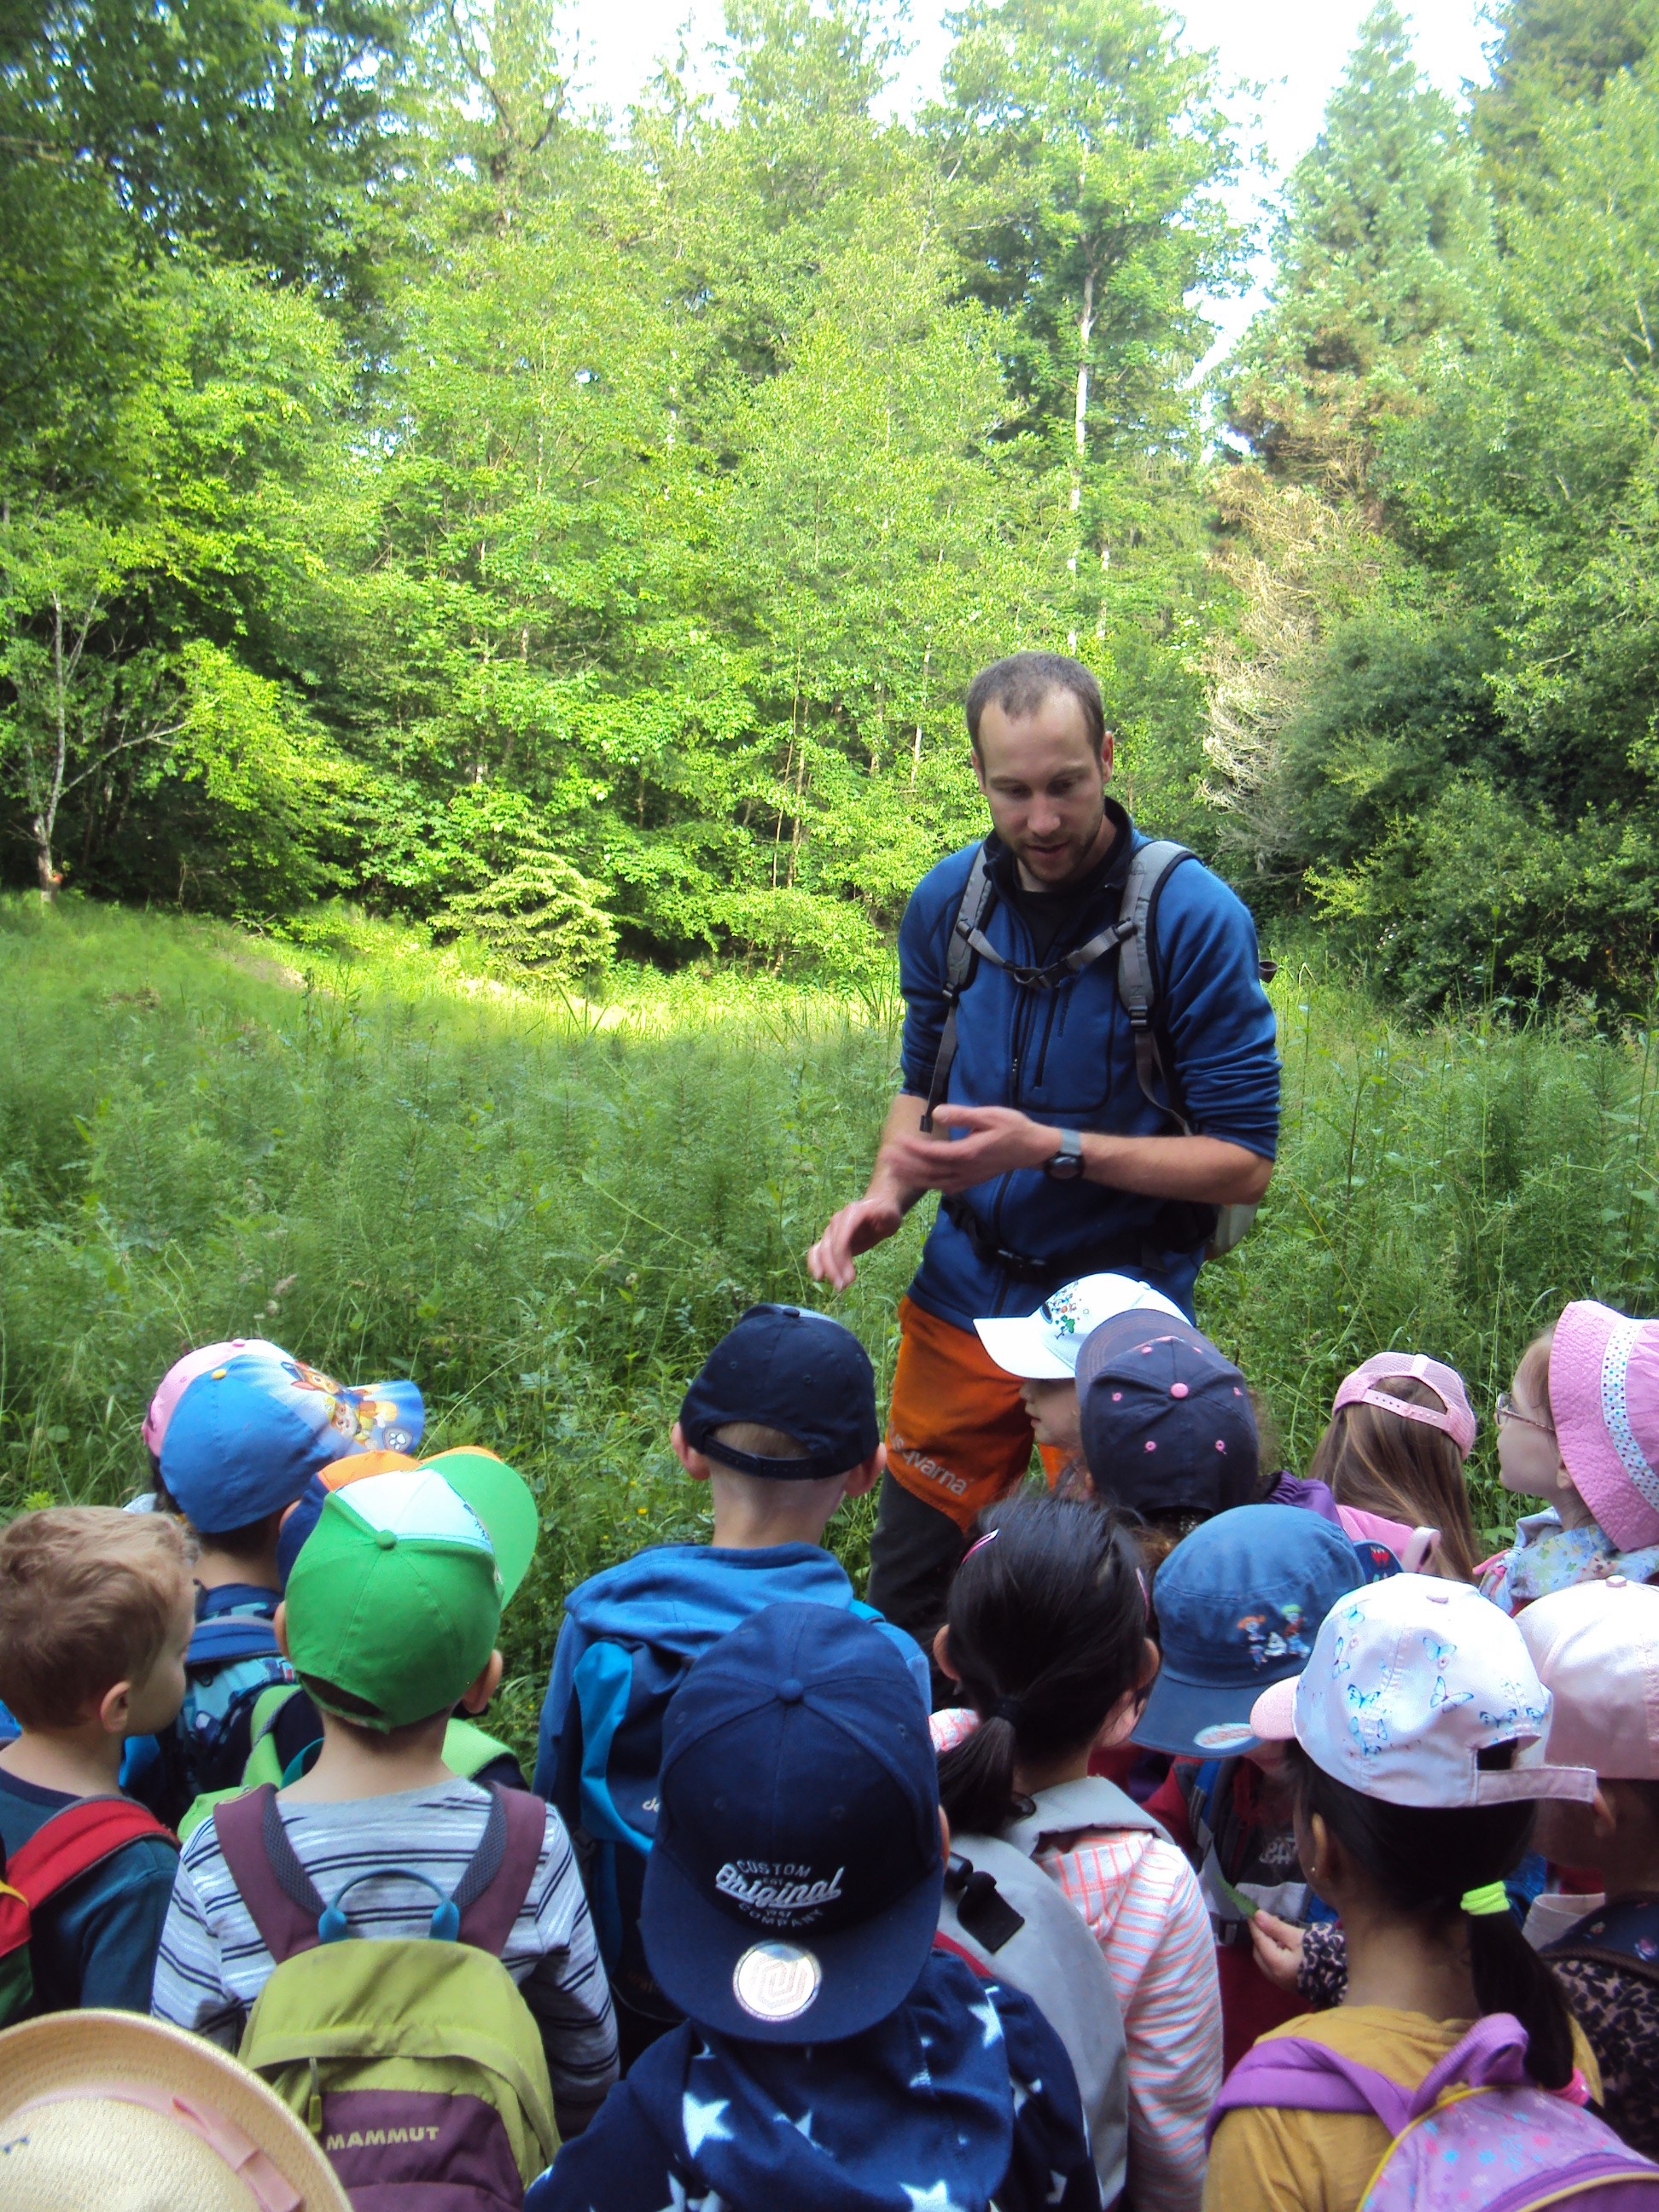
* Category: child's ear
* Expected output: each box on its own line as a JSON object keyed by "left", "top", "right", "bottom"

{"left": 841, "top": 1442, "right": 886, "bottom": 1501}
{"left": 97, "top": 1679, "right": 133, "bottom": 1738}
{"left": 671, "top": 1422, "right": 712, "bottom": 1484}
{"left": 459, "top": 1649, "right": 505, "bottom": 1717}
{"left": 273, "top": 1602, "right": 290, "bottom": 1660}
{"left": 931, "top": 1625, "right": 958, "bottom": 1683}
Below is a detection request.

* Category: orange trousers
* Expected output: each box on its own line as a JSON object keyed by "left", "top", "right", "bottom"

{"left": 885, "top": 1295, "right": 1068, "bottom": 1533}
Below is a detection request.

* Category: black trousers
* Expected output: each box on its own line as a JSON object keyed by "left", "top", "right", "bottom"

{"left": 865, "top": 1469, "right": 970, "bottom": 1691}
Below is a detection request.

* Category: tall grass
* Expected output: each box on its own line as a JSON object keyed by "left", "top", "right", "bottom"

{"left": 4, "top": 895, "right": 1658, "bottom": 1750}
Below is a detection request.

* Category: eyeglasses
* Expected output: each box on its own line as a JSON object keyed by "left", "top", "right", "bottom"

{"left": 1495, "top": 1391, "right": 1554, "bottom": 1437}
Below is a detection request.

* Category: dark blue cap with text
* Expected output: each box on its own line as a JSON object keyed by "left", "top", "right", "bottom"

{"left": 1132, "top": 1503, "right": 1396, "bottom": 1758}
{"left": 678, "top": 1304, "right": 880, "bottom": 1481}
{"left": 641, "top": 1601, "right": 941, "bottom": 2043}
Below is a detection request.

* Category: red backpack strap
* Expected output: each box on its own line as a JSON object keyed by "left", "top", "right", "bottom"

{"left": 212, "top": 1785, "right": 324, "bottom": 1964}
{"left": 3, "top": 1796, "right": 175, "bottom": 1910}
{"left": 454, "top": 1785, "right": 547, "bottom": 1955}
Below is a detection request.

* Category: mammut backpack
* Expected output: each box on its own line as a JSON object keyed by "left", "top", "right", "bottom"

{"left": 937, "top": 1829, "right": 1130, "bottom": 2203}
{"left": 0, "top": 1796, "right": 176, "bottom": 2025}
{"left": 1545, "top": 1895, "right": 1659, "bottom": 1986}
{"left": 1211, "top": 2012, "right": 1659, "bottom": 2210}
{"left": 213, "top": 1781, "right": 558, "bottom": 2209}
{"left": 178, "top": 1683, "right": 521, "bottom": 1842}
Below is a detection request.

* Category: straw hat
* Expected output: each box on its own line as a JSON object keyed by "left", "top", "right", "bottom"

{"left": 0, "top": 2010, "right": 350, "bottom": 2212}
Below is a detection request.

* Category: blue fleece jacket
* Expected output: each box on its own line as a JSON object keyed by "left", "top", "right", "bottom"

{"left": 533, "top": 1542, "right": 928, "bottom": 1802}
{"left": 898, "top": 808, "right": 1280, "bottom": 1327}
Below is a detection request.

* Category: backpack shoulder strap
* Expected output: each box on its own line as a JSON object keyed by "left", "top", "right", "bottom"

{"left": 1208, "top": 2034, "right": 1412, "bottom": 2144}
{"left": 186, "top": 1615, "right": 282, "bottom": 1668}
{"left": 442, "top": 1716, "right": 515, "bottom": 1782}
{"left": 3, "top": 1797, "right": 175, "bottom": 1907}
{"left": 1002, "top": 1776, "right": 1170, "bottom": 1858}
{"left": 212, "top": 1784, "right": 324, "bottom": 1964}
{"left": 921, "top": 841, "right": 996, "bottom": 1133}
{"left": 1115, "top": 840, "right": 1196, "bottom": 1134}
{"left": 454, "top": 1784, "right": 547, "bottom": 1956}
{"left": 1545, "top": 1895, "right": 1659, "bottom": 1986}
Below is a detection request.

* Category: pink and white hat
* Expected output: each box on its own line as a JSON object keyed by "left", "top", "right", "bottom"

{"left": 1332, "top": 1351, "right": 1477, "bottom": 1460}
{"left": 143, "top": 1339, "right": 288, "bottom": 1458}
{"left": 1516, "top": 1577, "right": 1659, "bottom": 1781}
{"left": 1249, "top": 1573, "right": 1596, "bottom": 1807}
{"left": 1549, "top": 1301, "right": 1659, "bottom": 1551}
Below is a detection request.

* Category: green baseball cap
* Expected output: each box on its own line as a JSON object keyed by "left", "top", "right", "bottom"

{"left": 419, "top": 1447, "right": 538, "bottom": 1602}
{"left": 285, "top": 1463, "right": 520, "bottom": 1729}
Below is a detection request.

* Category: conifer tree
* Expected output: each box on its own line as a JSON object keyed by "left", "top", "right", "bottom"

{"left": 1226, "top": 1, "right": 1490, "bottom": 492}
{"left": 1475, "top": 0, "right": 1657, "bottom": 209}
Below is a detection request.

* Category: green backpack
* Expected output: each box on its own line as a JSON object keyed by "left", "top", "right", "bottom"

{"left": 212, "top": 1780, "right": 558, "bottom": 2209}
{"left": 179, "top": 1684, "right": 518, "bottom": 1842}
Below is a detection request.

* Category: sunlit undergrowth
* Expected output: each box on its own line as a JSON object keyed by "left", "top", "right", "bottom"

{"left": 5, "top": 895, "right": 1658, "bottom": 1755}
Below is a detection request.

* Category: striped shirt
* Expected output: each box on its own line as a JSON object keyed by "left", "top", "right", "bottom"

{"left": 933, "top": 1708, "right": 1221, "bottom": 2212}
{"left": 151, "top": 1780, "right": 617, "bottom": 2127}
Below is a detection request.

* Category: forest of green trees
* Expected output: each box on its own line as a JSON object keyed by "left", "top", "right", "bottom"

{"left": 5, "top": 0, "right": 1659, "bottom": 1010}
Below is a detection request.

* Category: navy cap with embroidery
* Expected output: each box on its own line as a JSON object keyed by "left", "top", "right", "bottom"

{"left": 1132, "top": 1502, "right": 1398, "bottom": 1758}
{"left": 678, "top": 1305, "right": 880, "bottom": 1481}
{"left": 1077, "top": 1309, "right": 1259, "bottom": 1516}
{"left": 641, "top": 1601, "right": 943, "bottom": 2044}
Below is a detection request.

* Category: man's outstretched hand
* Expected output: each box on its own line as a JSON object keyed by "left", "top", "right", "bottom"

{"left": 884, "top": 1103, "right": 1056, "bottom": 1196}
{"left": 806, "top": 1194, "right": 905, "bottom": 1291}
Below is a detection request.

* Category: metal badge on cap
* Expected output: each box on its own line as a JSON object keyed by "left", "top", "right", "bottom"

{"left": 732, "top": 1941, "right": 823, "bottom": 2023}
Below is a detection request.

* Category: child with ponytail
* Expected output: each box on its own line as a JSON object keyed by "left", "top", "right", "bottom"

{"left": 1206, "top": 1575, "right": 1621, "bottom": 2212}
{"left": 931, "top": 1494, "right": 1221, "bottom": 2212}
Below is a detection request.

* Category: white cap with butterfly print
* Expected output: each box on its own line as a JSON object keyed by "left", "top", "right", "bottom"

{"left": 974, "top": 1272, "right": 1185, "bottom": 1381}
{"left": 1249, "top": 1573, "right": 1598, "bottom": 1808}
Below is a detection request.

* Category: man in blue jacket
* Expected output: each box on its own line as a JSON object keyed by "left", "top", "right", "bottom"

{"left": 808, "top": 651, "right": 1280, "bottom": 1639}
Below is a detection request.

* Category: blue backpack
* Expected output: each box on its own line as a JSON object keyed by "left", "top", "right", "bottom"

{"left": 126, "top": 1613, "right": 295, "bottom": 1823}
{"left": 549, "top": 1633, "right": 690, "bottom": 2028}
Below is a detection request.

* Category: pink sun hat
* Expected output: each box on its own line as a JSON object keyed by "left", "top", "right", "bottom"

{"left": 1549, "top": 1301, "right": 1659, "bottom": 1551}
{"left": 1331, "top": 1351, "right": 1477, "bottom": 1460}
{"left": 143, "top": 1338, "right": 288, "bottom": 1458}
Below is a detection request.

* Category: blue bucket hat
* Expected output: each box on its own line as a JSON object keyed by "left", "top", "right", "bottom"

{"left": 641, "top": 1602, "right": 943, "bottom": 2044}
{"left": 1133, "top": 1503, "right": 1398, "bottom": 1758}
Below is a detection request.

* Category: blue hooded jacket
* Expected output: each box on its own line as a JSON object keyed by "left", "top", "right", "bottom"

{"left": 898, "top": 806, "right": 1280, "bottom": 1327}
{"left": 526, "top": 1951, "right": 1099, "bottom": 2212}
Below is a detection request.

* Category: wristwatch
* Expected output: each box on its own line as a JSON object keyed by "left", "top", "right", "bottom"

{"left": 1043, "top": 1129, "right": 1086, "bottom": 1181}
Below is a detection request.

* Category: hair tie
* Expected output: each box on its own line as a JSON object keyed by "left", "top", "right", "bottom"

{"left": 1460, "top": 1882, "right": 1511, "bottom": 1918}
{"left": 989, "top": 1696, "right": 1022, "bottom": 1727}
{"left": 963, "top": 1528, "right": 1000, "bottom": 1562}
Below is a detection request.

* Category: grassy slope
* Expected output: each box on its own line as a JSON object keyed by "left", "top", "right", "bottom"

{"left": 5, "top": 895, "right": 1659, "bottom": 1755}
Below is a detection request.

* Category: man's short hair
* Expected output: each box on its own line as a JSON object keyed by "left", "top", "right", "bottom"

{"left": 0, "top": 1506, "right": 192, "bottom": 1728}
{"left": 965, "top": 652, "right": 1107, "bottom": 756}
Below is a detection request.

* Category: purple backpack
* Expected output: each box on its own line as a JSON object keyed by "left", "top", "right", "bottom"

{"left": 1210, "top": 2013, "right": 1659, "bottom": 2211}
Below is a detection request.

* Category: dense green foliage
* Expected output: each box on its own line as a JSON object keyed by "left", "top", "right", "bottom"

{"left": 7, "top": 899, "right": 1659, "bottom": 1746}
{"left": 1210, "top": 0, "right": 1659, "bottom": 1013}
{"left": 0, "top": 0, "right": 1237, "bottom": 978}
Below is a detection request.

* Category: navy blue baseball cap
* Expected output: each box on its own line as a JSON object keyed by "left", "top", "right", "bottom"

{"left": 1133, "top": 1503, "right": 1398, "bottom": 1757}
{"left": 641, "top": 1602, "right": 943, "bottom": 2043}
{"left": 678, "top": 1305, "right": 880, "bottom": 1481}
{"left": 1078, "top": 1311, "right": 1258, "bottom": 1515}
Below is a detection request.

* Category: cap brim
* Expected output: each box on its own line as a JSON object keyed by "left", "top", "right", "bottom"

{"left": 973, "top": 1317, "right": 1074, "bottom": 1381}
{"left": 1132, "top": 1666, "right": 1264, "bottom": 1758}
{"left": 1249, "top": 1675, "right": 1299, "bottom": 1742}
{"left": 421, "top": 1448, "right": 538, "bottom": 1601}
{"left": 640, "top": 1837, "right": 944, "bottom": 2046}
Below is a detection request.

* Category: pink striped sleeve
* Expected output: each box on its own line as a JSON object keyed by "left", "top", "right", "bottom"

{"left": 1045, "top": 1835, "right": 1221, "bottom": 2212}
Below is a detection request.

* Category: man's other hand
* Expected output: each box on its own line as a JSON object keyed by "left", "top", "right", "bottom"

{"left": 806, "top": 1194, "right": 905, "bottom": 1290}
{"left": 884, "top": 1104, "right": 1057, "bottom": 1196}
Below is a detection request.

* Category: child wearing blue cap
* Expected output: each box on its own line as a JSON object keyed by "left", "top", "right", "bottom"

{"left": 131, "top": 1349, "right": 423, "bottom": 1826}
{"left": 527, "top": 1602, "right": 1099, "bottom": 2212}
{"left": 533, "top": 1305, "right": 928, "bottom": 2063}
{"left": 1132, "top": 1505, "right": 1396, "bottom": 2073}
